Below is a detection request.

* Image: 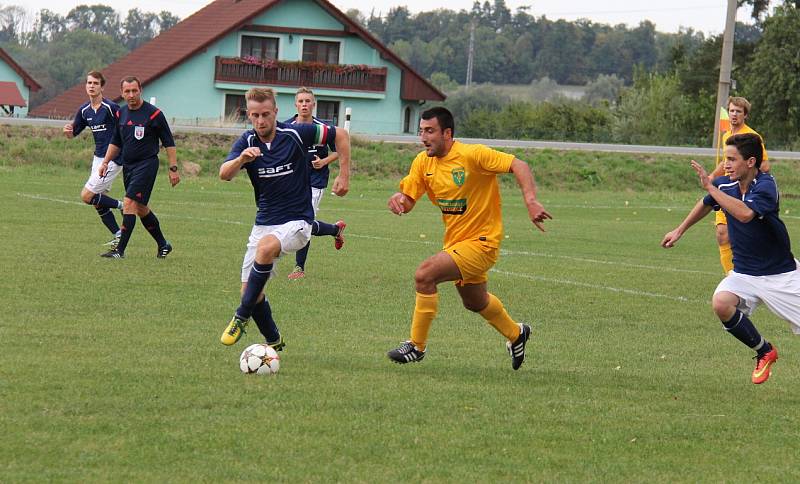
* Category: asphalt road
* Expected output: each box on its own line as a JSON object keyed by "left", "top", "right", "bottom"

{"left": 4, "top": 116, "right": 799, "bottom": 160}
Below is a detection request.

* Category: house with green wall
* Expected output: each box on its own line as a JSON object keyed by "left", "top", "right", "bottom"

{"left": 31, "top": 0, "right": 445, "bottom": 134}
{"left": 0, "top": 48, "right": 41, "bottom": 117}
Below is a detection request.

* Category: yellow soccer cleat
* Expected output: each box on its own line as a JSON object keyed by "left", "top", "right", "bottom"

{"left": 221, "top": 315, "right": 248, "bottom": 346}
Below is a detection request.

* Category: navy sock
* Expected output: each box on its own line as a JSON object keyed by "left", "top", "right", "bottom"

{"left": 722, "top": 310, "right": 771, "bottom": 354}
{"left": 140, "top": 211, "right": 167, "bottom": 248}
{"left": 116, "top": 214, "right": 137, "bottom": 254}
{"left": 295, "top": 241, "right": 310, "bottom": 270}
{"left": 236, "top": 261, "right": 273, "bottom": 320}
{"left": 95, "top": 206, "right": 120, "bottom": 234}
{"left": 252, "top": 297, "right": 280, "bottom": 343}
{"left": 311, "top": 220, "right": 338, "bottom": 236}
{"left": 89, "top": 193, "right": 122, "bottom": 210}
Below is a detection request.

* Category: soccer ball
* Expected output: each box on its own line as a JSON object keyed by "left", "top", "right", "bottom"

{"left": 239, "top": 343, "right": 281, "bottom": 375}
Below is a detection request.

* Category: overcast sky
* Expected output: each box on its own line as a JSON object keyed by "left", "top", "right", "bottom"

{"left": 8, "top": 0, "right": 763, "bottom": 35}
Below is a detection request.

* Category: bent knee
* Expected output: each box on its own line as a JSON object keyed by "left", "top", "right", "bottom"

{"left": 711, "top": 294, "right": 737, "bottom": 320}
{"left": 462, "top": 300, "right": 485, "bottom": 312}
{"left": 81, "top": 190, "right": 95, "bottom": 204}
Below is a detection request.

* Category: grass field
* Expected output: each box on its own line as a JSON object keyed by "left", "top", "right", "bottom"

{"left": 2, "top": 165, "right": 800, "bottom": 482}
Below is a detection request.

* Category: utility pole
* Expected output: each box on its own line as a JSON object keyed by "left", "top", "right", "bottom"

{"left": 466, "top": 21, "right": 475, "bottom": 89}
{"left": 713, "top": 0, "right": 738, "bottom": 150}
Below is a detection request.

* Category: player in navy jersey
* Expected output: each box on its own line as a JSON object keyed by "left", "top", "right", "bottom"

{"left": 662, "top": 133, "right": 800, "bottom": 384}
{"left": 63, "top": 71, "right": 124, "bottom": 249}
{"left": 285, "top": 87, "right": 346, "bottom": 280}
{"left": 219, "top": 87, "right": 351, "bottom": 349}
{"left": 98, "top": 76, "right": 181, "bottom": 259}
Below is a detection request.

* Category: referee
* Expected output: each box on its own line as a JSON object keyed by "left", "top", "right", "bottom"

{"left": 99, "top": 76, "right": 180, "bottom": 258}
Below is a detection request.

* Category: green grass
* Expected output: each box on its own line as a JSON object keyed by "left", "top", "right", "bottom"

{"left": 2, "top": 166, "right": 800, "bottom": 482}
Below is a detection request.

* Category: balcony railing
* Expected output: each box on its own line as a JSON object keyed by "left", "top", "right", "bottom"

{"left": 215, "top": 57, "right": 387, "bottom": 92}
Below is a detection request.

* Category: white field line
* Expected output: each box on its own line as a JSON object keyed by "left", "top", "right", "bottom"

{"left": 490, "top": 269, "right": 705, "bottom": 304}
{"left": 16, "top": 191, "right": 711, "bottom": 304}
{"left": 499, "top": 249, "right": 718, "bottom": 275}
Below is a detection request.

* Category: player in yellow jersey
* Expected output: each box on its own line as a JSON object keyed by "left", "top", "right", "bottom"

{"left": 709, "top": 97, "right": 769, "bottom": 273}
{"left": 386, "top": 107, "right": 552, "bottom": 370}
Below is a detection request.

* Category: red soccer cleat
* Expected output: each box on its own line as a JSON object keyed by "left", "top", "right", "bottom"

{"left": 334, "top": 220, "right": 346, "bottom": 250}
{"left": 752, "top": 345, "right": 778, "bottom": 384}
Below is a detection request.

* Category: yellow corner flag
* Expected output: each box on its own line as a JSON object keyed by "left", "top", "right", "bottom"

{"left": 719, "top": 106, "right": 730, "bottom": 133}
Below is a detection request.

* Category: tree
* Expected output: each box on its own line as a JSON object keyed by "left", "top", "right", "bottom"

{"left": 24, "top": 29, "right": 127, "bottom": 107}
{"left": 121, "top": 8, "right": 158, "bottom": 49}
{"left": 29, "top": 9, "right": 67, "bottom": 43}
{"left": 65, "top": 5, "right": 121, "bottom": 40}
{"left": 0, "top": 5, "right": 29, "bottom": 43}
{"left": 429, "top": 72, "right": 458, "bottom": 92}
{"left": 583, "top": 74, "right": 624, "bottom": 105}
{"left": 157, "top": 11, "right": 180, "bottom": 33}
{"left": 345, "top": 8, "right": 365, "bottom": 27}
{"left": 740, "top": 4, "right": 800, "bottom": 146}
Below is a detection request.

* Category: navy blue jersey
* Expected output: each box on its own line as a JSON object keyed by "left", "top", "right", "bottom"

{"left": 284, "top": 114, "right": 337, "bottom": 189}
{"left": 110, "top": 101, "right": 175, "bottom": 165}
{"left": 72, "top": 98, "right": 120, "bottom": 158}
{"left": 226, "top": 121, "right": 336, "bottom": 226}
{"left": 704, "top": 172, "right": 795, "bottom": 275}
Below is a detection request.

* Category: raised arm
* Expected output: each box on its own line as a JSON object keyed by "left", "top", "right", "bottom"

{"left": 220, "top": 147, "right": 260, "bottom": 181}
{"left": 330, "top": 128, "right": 350, "bottom": 196}
{"left": 510, "top": 158, "right": 552, "bottom": 232}
{"left": 693, "top": 160, "right": 755, "bottom": 223}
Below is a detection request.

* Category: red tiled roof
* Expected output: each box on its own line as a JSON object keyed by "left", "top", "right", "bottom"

{"left": 31, "top": 0, "right": 444, "bottom": 118}
{"left": 0, "top": 81, "right": 27, "bottom": 107}
{"left": 0, "top": 48, "right": 41, "bottom": 92}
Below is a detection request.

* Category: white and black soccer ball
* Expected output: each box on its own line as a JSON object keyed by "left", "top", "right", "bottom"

{"left": 239, "top": 343, "right": 281, "bottom": 375}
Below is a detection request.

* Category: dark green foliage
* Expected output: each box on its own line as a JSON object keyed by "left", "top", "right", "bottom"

{"left": 1, "top": 4, "right": 180, "bottom": 108}
{"left": 364, "top": 2, "right": 673, "bottom": 85}
{"left": 740, "top": 5, "right": 800, "bottom": 149}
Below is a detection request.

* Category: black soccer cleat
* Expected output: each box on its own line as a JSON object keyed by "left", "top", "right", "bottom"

{"left": 507, "top": 323, "right": 531, "bottom": 370}
{"left": 387, "top": 341, "right": 426, "bottom": 364}
{"left": 267, "top": 335, "right": 286, "bottom": 352}
{"left": 100, "top": 249, "right": 124, "bottom": 259}
{"left": 157, "top": 242, "right": 173, "bottom": 259}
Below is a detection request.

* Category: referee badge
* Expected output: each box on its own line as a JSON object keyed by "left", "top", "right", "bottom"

{"left": 134, "top": 125, "right": 145, "bottom": 140}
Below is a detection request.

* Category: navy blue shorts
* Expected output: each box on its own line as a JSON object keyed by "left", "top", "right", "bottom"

{"left": 123, "top": 158, "right": 159, "bottom": 205}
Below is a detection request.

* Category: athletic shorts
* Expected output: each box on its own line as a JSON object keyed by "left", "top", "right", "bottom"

{"left": 715, "top": 209, "right": 727, "bottom": 226}
{"left": 241, "top": 220, "right": 312, "bottom": 282}
{"left": 84, "top": 155, "right": 121, "bottom": 194}
{"left": 714, "top": 261, "right": 800, "bottom": 334}
{"left": 123, "top": 158, "right": 159, "bottom": 205}
{"left": 444, "top": 239, "right": 499, "bottom": 286}
{"left": 311, "top": 187, "right": 324, "bottom": 216}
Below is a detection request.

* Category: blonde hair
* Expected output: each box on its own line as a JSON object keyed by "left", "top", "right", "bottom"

{"left": 295, "top": 86, "right": 314, "bottom": 98}
{"left": 728, "top": 96, "right": 751, "bottom": 116}
{"left": 245, "top": 87, "right": 277, "bottom": 105}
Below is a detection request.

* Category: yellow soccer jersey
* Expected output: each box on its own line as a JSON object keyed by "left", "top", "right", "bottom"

{"left": 399, "top": 141, "right": 514, "bottom": 249}
{"left": 720, "top": 124, "right": 768, "bottom": 168}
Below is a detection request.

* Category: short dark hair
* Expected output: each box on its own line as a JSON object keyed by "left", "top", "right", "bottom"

{"left": 726, "top": 132, "right": 763, "bottom": 168}
{"left": 420, "top": 106, "right": 455, "bottom": 137}
{"left": 87, "top": 70, "right": 105, "bottom": 86}
{"left": 120, "top": 76, "right": 141, "bottom": 89}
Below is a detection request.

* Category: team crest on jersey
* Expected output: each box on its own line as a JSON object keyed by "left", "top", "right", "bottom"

{"left": 134, "top": 125, "right": 145, "bottom": 140}
{"left": 451, "top": 167, "right": 466, "bottom": 186}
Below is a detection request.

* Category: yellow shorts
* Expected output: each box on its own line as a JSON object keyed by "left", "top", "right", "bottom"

{"left": 444, "top": 239, "right": 499, "bottom": 286}
{"left": 715, "top": 210, "right": 727, "bottom": 225}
